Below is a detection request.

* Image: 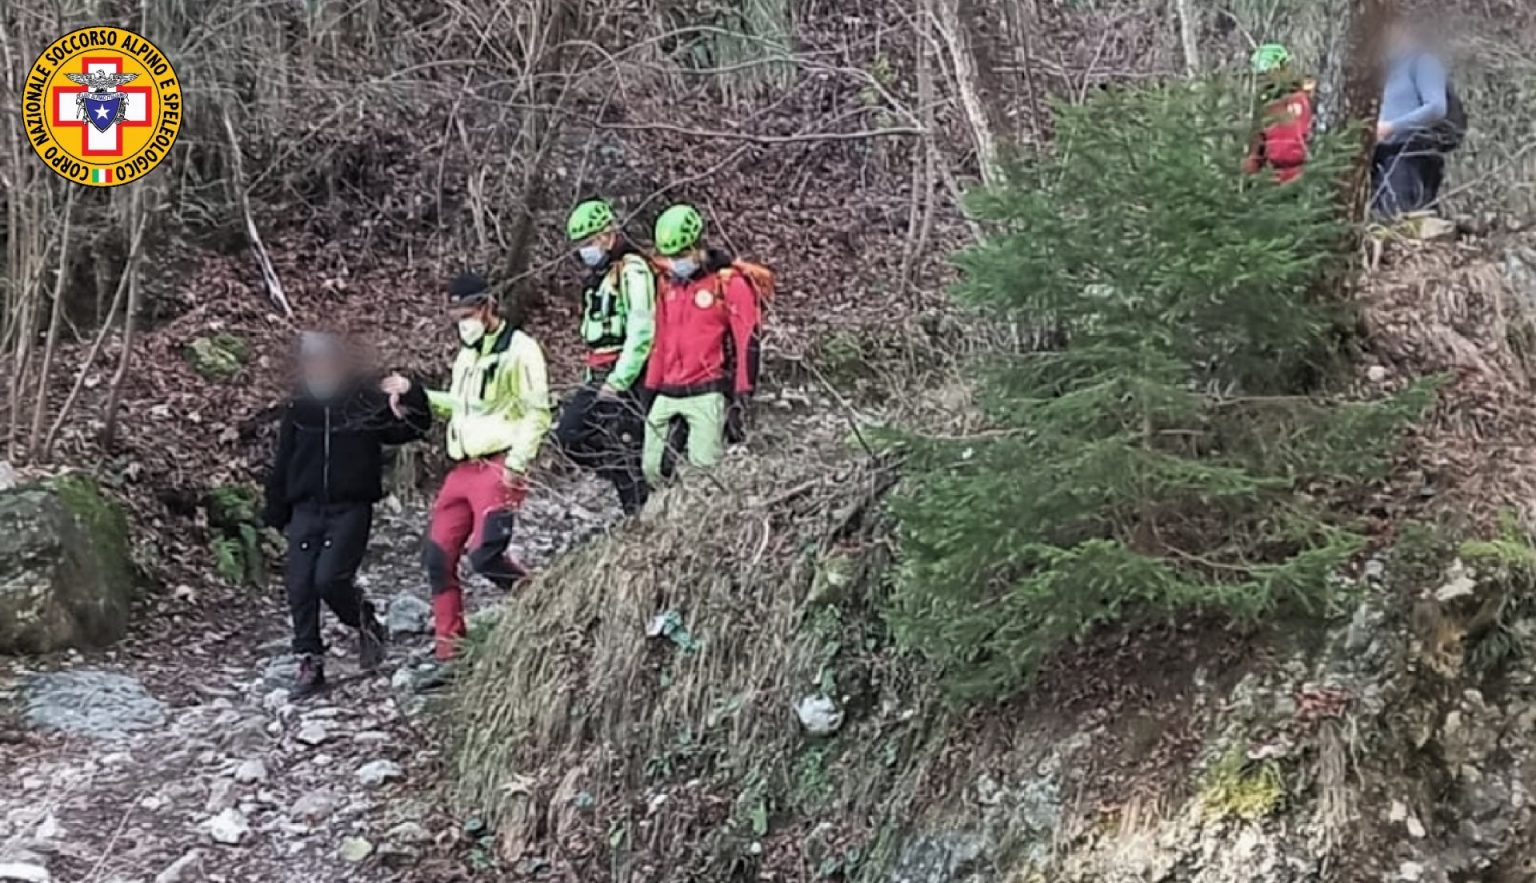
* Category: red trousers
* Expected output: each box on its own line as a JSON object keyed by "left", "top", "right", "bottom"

{"left": 423, "top": 457, "right": 526, "bottom": 660}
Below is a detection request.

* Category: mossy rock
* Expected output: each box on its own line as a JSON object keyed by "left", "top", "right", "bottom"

{"left": 186, "top": 334, "right": 250, "bottom": 381}
{"left": 0, "top": 476, "right": 137, "bottom": 654}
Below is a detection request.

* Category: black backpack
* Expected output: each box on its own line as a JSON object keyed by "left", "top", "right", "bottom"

{"left": 1413, "top": 54, "right": 1468, "bottom": 152}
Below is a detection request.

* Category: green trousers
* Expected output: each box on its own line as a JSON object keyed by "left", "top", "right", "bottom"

{"left": 643, "top": 392, "right": 726, "bottom": 485}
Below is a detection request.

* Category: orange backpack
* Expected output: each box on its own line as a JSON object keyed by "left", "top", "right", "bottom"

{"left": 715, "top": 260, "right": 776, "bottom": 307}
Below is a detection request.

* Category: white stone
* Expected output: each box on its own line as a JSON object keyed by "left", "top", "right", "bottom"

{"left": 203, "top": 808, "right": 250, "bottom": 845}
{"left": 356, "top": 760, "right": 404, "bottom": 787}
{"left": 0, "top": 863, "right": 50, "bottom": 883}
{"left": 385, "top": 821, "right": 431, "bottom": 845}
{"left": 794, "top": 694, "right": 844, "bottom": 736}
{"left": 339, "top": 837, "right": 374, "bottom": 863}
{"left": 32, "top": 813, "right": 62, "bottom": 842}
{"left": 295, "top": 721, "right": 331, "bottom": 746}
{"left": 1406, "top": 814, "right": 1426, "bottom": 838}
{"left": 153, "top": 850, "right": 203, "bottom": 883}
{"left": 232, "top": 759, "right": 267, "bottom": 784}
{"left": 1398, "top": 860, "right": 1424, "bottom": 881}
{"left": 1366, "top": 365, "right": 1388, "bottom": 383}
{"left": 290, "top": 791, "right": 337, "bottom": 821}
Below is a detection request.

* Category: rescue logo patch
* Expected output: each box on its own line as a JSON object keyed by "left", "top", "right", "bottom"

{"left": 22, "top": 27, "right": 181, "bottom": 187}
{"left": 694, "top": 290, "right": 715, "bottom": 309}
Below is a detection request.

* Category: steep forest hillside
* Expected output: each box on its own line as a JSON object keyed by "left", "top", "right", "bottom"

{"left": 2, "top": 0, "right": 1536, "bottom": 882}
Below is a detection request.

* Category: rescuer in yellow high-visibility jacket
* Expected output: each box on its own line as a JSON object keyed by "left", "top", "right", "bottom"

{"left": 416, "top": 271, "right": 551, "bottom": 664}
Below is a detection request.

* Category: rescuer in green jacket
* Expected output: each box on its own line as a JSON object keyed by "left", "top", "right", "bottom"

{"left": 553, "top": 199, "right": 658, "bottom": 514}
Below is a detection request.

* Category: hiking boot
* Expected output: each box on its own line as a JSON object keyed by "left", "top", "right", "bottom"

{"left": 292, "top": 654, "right": 327, "bottom": 701}
{"left": 358, "top": 600, "right": 388, "bottom": 672}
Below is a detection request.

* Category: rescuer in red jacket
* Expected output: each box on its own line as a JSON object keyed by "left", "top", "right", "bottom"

{"left": 642, "top": 204, "right": 760, "bottom": 486}
{"left": 1243, "top": 43, "right": 1314, "bottom": 184}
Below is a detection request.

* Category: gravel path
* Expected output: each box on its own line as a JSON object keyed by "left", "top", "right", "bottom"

{"left": 0, "top": 472, "right": 618, "bottom": 883}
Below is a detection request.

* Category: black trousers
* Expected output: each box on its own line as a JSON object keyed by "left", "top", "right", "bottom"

{"left": 285, "top": 503, "right": 372, "bottom": 656}
{"left": 1371, "top": 139, "right": 1446, "bottom": 218}
{"left": 554, "top": 383, "right": 650, "bottom": 514}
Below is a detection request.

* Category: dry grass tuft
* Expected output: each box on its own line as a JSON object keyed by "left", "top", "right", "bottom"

{"left": 449, "top": 409, "right": 903, "bottom": 872}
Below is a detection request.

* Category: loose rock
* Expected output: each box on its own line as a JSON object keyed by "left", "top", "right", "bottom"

{"left": 232, "top": 759, "right": 267, "bottom": 784}
{"left": 203, "top": 808, "right": 250, "bottom": 845}
{"left": 386, "top": 594, "right": 432, "bottom": 636}
{"left": 153, "top": 850, "right": 203, "bottom": 883}
{"left": 795, "top": 694, "right": 844, "bottom": 736}
{"left": 385, "top": 821, "right": 431, "bottom": 845}
{"left": 356, "top": 760, "right": 404, "bottom": 787}
{"left": 339, "top": 836, "right": 374, "bottom": 863}
{"left": 0, "top": 863, "right": 50, "bottom": 883}
{"left": 290, "top": 790, "right": 337, "bottom": 822}
{"left": 295, "top": 721, "right": 331, "bottom": 746}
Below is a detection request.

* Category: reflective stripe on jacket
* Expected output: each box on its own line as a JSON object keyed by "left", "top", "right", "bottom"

{"left": 580, "top": 253, "right": 656, "bottom": 391}
{"left": 426, "top": 323, "right": 551, "bottom": 471}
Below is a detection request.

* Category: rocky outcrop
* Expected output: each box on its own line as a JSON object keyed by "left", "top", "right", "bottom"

{"left": 0, "top": 477, "right": 136, "bottom": 654}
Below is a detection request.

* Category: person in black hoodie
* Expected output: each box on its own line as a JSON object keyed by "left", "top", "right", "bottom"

{"left": 263, "top": 332, "right": 431, "bottom": 699}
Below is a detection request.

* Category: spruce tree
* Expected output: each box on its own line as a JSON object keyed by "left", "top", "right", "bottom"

{"left": 889, "top": 80, "right": 1433, "bottom": 702}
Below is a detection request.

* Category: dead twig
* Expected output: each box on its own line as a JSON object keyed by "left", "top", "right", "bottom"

{"left": 221, "top": 108, "right": 292, "bottom": 319}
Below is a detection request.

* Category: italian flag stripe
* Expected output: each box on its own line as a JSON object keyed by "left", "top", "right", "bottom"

{"left": 91, "top": 168, "right": 112, "bottom": 184}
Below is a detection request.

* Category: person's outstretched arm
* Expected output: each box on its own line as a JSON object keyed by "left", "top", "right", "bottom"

{"left": 377, "top": 380, "right": 432, "bottom": 444}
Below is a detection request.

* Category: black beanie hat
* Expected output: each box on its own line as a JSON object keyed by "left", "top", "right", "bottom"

{"left": 448, "top": 272, "right": 491, "bottom": 305}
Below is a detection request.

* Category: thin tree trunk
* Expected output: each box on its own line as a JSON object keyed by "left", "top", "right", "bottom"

{"left": 929, "top": 0, "right": 1000, "bottom": 185}
{"left": 102, "top": 190, "right": 147, "bottom": 449}
{"left": 497, "top": 0, "right": 580, "bottom": 318}
{"left": 44, "top": 213, "right": 150, "bottom": 459}
{"left": 27, "top": 188, "right": 76, "bottom": 458}
{"left": 1339, "top": 0, "right": 1391, "bottom": 223}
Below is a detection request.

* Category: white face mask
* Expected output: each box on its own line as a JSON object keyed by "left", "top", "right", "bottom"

{"left": 579, "top": 245, "right": 606, "bottom": 268}
{"left": 670, "top": 257, "right": 698, "bottom": 281}
{"left": 457, "top": 317, "right": 487, "bottom": 346}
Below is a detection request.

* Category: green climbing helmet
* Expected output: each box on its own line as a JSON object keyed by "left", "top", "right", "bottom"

{"left": 1251, "top": 43, "right": 1292, "bottom": 74}
{"left": 654, "top": 204, "right": 704, "bottom": 256}
{"left": 567, "top": 200, "right": 615, "bottom": 242}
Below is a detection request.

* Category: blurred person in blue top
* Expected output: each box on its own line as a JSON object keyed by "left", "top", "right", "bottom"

{"left": 1371, "top": 17, "right": 1464, "bottom": 217}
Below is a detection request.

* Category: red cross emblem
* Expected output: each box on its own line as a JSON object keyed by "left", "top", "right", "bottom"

{"left": 50, "top": 56, "right": 152, "bottom": 158}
